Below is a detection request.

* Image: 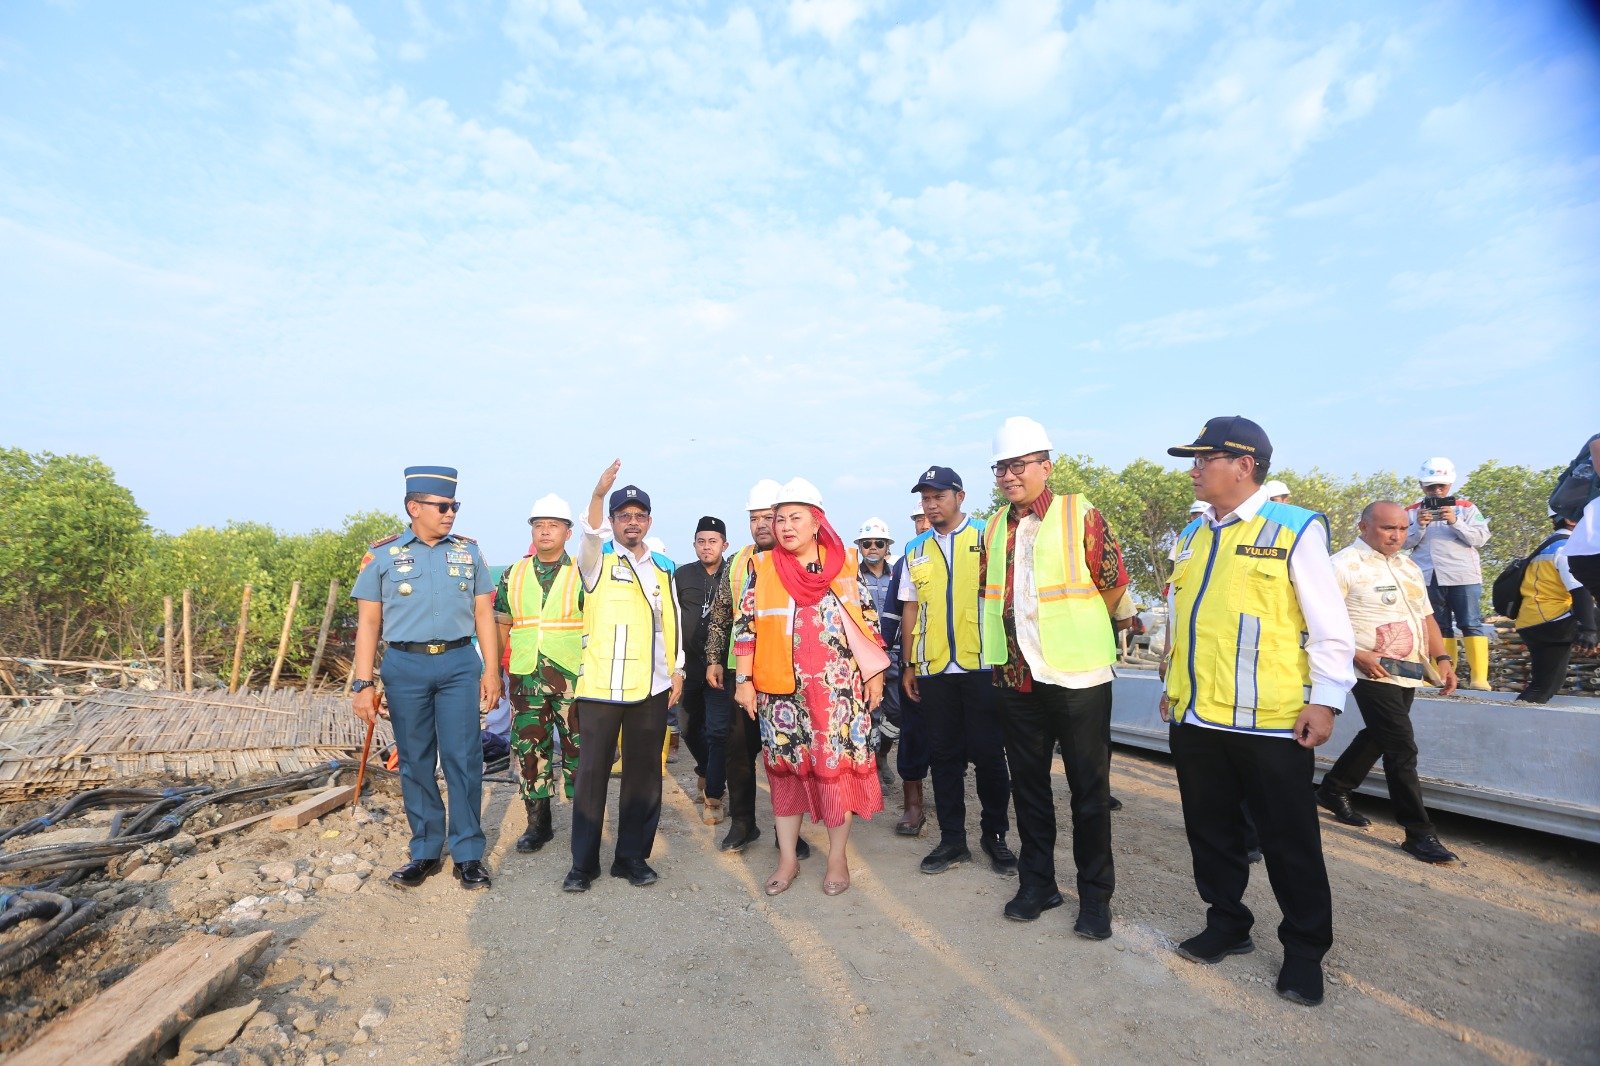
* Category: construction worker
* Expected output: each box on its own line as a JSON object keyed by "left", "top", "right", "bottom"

{"left": 704, "top": 480, "right": 811, "bottom": 860}
{"left": 879, "top": 511, "right": 929, "bottom": 836}
{"left": 855, "top": 518, "right": 899, "bottom": 795}
{"left": 1161, "top": 417, "right": 1355, "bottom": 1008}
{"left": 900, "top": 465, "right": 1016, "bottom": 877}
{"left": 562, "top": 461, "right": 684, "bottom": 892}
{"left": 494, "top": 493, "right": 584, "bottom": 855}
{"left": 1405, "top": 457, "right": 1493, "bottom": 690}
{"left": 1263, "top": 480, "right": 1291, "bottom": 503}
{"left": 351, "top": 466, "right": 499, "bottom": 891}
{"left": 982, "top": 417, "right": 1128, "bottom": 937}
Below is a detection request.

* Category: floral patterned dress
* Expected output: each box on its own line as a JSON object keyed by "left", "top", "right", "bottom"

{"left": 732, "top": 569, "right": 885, "bottom": 827}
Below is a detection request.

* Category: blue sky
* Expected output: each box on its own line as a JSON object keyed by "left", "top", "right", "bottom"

{"left": 4, "top": 0, "right": 1598, "bottom": 563}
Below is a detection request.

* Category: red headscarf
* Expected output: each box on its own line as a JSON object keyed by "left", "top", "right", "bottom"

{"left": 772, "top": 505, "right": 847, "bottom": 606}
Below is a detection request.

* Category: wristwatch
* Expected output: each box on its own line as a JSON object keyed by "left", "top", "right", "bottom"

{"left": 351, "top": 679, "right": 376, "bottom": 693}
{"left": 735, "top": 673, "right": 752, "bottom": 684}
{"left": 1432, "top": 655, "right": 1453, "bottom": 664}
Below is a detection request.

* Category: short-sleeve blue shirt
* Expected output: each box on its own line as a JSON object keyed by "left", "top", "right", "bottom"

{"left": 351, "top": 529, "right": 494, "bottom": 643}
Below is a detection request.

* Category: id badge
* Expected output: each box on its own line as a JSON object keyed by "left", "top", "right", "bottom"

{"left": 611, "top": 564, "right": 635, "bottom": 582}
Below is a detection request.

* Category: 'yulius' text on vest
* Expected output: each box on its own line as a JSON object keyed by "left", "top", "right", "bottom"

{"left": 1165, "top": 501, "right": 1326, "bottom": 733}
{"left": 506, "top": 556, "right": 583, "bottom": 676}
{"left": 981, "top": 493, "right": 1116, "bottom": 674}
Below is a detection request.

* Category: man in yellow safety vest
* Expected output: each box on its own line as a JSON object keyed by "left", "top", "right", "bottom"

{"left": 494, "top": 493, "right": 585, "bottom": 855}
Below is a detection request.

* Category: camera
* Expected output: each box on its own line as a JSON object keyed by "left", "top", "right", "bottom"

{"left": 1421, "top": 495, "right": 1457, "bottom": 511}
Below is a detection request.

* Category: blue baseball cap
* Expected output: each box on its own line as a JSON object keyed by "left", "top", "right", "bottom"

{"left": 609, "top": 485, "right": 652, "bottom": 513}
{"left": 1166, "top": 416, "right": 1273, "bottom": 464}
{"left": 911, "top": 465, "right": 963, "bottom": 493}
{"left": 404, "top": 465, "right": 458, "bottom": 498}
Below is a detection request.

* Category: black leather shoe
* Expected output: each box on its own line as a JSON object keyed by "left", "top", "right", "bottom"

{"left": 388, "top": 858, "right": 442, "bottom": 888}
{"left": 919, "top": 841, "right": 972, "bottom": 875}
{"left": 775, "top": 836, "right": 812, "bottom": 860}
{"left": 1175, "top": 928, "right": 1255, "bottom": 965}
{"left": 515, "top": 798, "right": 554, "bottom": 853}
{"left": 980, "top": 835, "right": 1018, "bottom": 877}
{"left": 452, "top": 860, "right": 491, "bottom": 890}
{"left": 1276, "top": 956, "right": 1325, "bottom": 1006}
{"left": 1401, "top": 833, "right": 1459, "bottom": 864}
{"left": 1003, "top": 887, "right": 1064, "bottom": 922}
{"left": 562, "top": 866, "right": 597, "bottom": 892}
{"left": 1108, "top": 795, "right": 1123, "bottom": 812}
{"left": 1315, "top": 785, "right": 1371, "bottom": 827}
{"left": 1073, "top": 898, "right": 1112, "bottom": 940}
{"left": 719, "top": 822, "right": 761, "bottom": 853}
{"left": 610, "top": 857, "right": 659, "bottom": 886}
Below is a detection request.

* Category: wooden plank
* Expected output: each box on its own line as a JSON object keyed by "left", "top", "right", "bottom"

{"left": 195, "top": 809, "right": 280, "bottom": 839}
{"left": 269, "top": 785, "right": 355, "bottom": 830}
{"left": 10, "top": 930, "right": 272, "bottom": 1066}
{"left": 181, "top": 588, "right": 194, "bottom": 692}
{"left": 267, "top": 579, "right": 301, "bottom": 692}
{"left": 306, "top": 579, "right": 340, "bottom": 690}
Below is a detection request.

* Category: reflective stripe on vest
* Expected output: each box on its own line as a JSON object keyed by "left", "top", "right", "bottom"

{"left": 575, "top": 544, "right": 680, "bottom": 703}
{"left": 903, "top": 519, "right": 985, "bottom": 676}
{"left": 725, "top": 545, "right": 757, "bottom": 669}
{"left": 750, "top": 548, "right": 872, "bottom": 695}
{"left": 980, "top": 494, "right": 1116, "bottom": 673}
{"left": 1164, "top": 502, "right": 1324, "bottom": 733}
{"left": 506, "top": 557, "right": 583, "bottom": 676}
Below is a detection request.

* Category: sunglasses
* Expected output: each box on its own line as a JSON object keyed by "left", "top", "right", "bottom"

{"left": 858, "top": 539, "right": 889, "bottom": 549}
{"left": 417, "top": 500, "right": 462, "bottom": 514}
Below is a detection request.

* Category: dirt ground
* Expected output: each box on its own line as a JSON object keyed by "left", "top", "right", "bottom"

{"left": 3, "top": 746, "right": 1597, "bottom": 1065}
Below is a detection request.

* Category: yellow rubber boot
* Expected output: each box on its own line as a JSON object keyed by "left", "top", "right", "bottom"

{"left": 1463, "top": 635, "right": 1492, "bottom": 691}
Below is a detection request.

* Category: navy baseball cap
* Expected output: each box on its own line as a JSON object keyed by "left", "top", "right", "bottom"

{"left": 911, "top": 465, "right": 963, "bottom": 493}
{"left": 609, "top": 485, "right": 652, "bottom": 513}
{"left": 1166, "top": 416, "right": 1273, "bottom": 464}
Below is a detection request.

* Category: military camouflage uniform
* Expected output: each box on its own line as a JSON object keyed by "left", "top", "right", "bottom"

{"left": 494, "top": 556, "right": 583, "bottom": 803}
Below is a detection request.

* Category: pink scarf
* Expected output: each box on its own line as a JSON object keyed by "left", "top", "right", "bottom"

{"left": 773, "top": 506, "right": 847, "bottom": 606}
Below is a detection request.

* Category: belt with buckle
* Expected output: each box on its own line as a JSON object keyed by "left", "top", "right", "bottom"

{"left": 389, "top": 637, "right": 473, "bottom": 655}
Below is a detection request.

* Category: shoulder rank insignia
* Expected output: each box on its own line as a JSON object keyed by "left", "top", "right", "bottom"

{"left": 370, "top": 532, "right": 402, "bottom": 549}
{"left": 451, "top": 534, "right": 478, "bottom": 544}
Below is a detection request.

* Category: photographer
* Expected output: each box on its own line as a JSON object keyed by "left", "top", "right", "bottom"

{"left": 1404, "top": 457, "right": 1493, "bottom": 690}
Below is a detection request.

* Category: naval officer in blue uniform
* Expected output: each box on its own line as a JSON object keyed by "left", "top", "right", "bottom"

{"left": 351, "top": 465, "right": 501, "bottom": 890}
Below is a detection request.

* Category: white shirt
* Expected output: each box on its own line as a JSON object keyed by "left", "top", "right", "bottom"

{"left": 1169, "top": 486, "right": 1356, "bottom": 732}
{"left": 1566, "top": 497, "right": 1600, "bottom": 558}
{"left": 1011, "top": 508, "right": 1115, "bottom": 689}
{"left": 577, "top": 518, "right": 683, "bottom": 698}
{"left": 898, "top": 519, "right": 976, "bottom": 674}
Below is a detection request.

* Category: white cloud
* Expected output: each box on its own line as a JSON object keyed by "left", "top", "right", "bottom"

{"left": 788, "top": 0, "right": 865, "bottom": 43}
{"left": 1114, "top": 287, "right": 1323, "bottom": 349}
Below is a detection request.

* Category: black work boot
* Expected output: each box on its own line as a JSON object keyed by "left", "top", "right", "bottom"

{"left": 920, "top": 840, "right": 972, "bottom": 875}
{"left": 515, "top": 797, "right": 554, "bottom": 853}
{"left": 980, "top": 834, "right": 1018, "bottom": 876}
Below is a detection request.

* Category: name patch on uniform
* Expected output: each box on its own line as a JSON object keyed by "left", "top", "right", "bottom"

{"left": 1236, "top": 545, "right": 1288, "bottom": 560}
{"left": 1176, "top": 548, "right": 1192, "bottom": 562}
{"left": 611, "top": 565, "right": 636, "bottom": 582}
{"left": 446, "top": 550, "right": 473, "bottom": 565}
{"left": 393, "top": 556, "right": 415, "bottom": 568}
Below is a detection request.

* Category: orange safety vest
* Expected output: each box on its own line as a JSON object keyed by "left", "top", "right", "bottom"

{"left": 749, "top": 548, "right": 873, "bottom": 695}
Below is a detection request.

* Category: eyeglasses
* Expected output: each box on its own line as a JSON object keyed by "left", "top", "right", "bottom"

{"left": 417, "top": 500, "right": 462, "bottom": 514}
{"left": 1190, "top": 453, "right": 1236, "bottom": 471}
{"left": 612, "top": 511, "right": 649, "bottom": 524}
{"left": 859, "top": 539, "right": 888, "bottom": 549}
{"left": 992, "top": 458, "right": 1047, "bottom": 478}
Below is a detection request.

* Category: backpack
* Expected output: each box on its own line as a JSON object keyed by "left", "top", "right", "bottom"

{"left": 1491, "top": 532, "right": 1565, "bottom": 620}
{"left": 1548, "top": 437, "right": 1599, "bottom": 522}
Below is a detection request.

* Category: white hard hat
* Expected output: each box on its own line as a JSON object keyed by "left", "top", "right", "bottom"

{"left": 745, "top": 478, "right": 782, "bottom": 511}
{"left": 775, "top": 477, "right": 824, "bottom": 507}
{"left": 992, "top": 416, "right": 1054, "bottom": 462}
{"left": 1189, "top": 500, "right": 1208, "bottom": 515}
{"left": 910, "top": 502, "right": 925, "bottom": 518}
{"left": 855, "top": 518, "right": 893, "bottom": 544}
{"left": 1418, "top": 457, "right": 1456, "bottom": 486}
{"left": 644, "top": 536, "right": 668, "bottom": 556}
{"left": 1262, "top": 480, "right": 1290, "bottom": 499}
{"left": 528, "top": 493, "right": 573, "bottom": 523}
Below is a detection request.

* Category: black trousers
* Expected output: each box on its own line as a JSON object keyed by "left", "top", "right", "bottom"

{"left": 998, "top": 681, "right": 1114, "bottom": 901}
{"left": 1517, "top": 619, "right": 1575, "bottom": 704}
{"left": 919, "top": 671, "right": 1011, "bottom": 844}
{"left": 1323, "top": 680, "right": 1433, "bottom": 833}
{"left": 679, "top": 657, "right": 709, "bottom": 776}
{"left": 569, "top": 692, "right": 669, "bottom": 874}
{"left": 721, "top": 680, "right": 763, "bottom": 828}
{"left": 1169, "top": 722, "right": 1333, "bottom": 962}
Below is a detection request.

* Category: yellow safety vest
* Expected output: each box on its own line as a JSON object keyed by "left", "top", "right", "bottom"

{"left": 505, "top": 555, "right": 583, "bottom": 676}
{"left": 575, "top": 544, "right": 680, "bottom": 704}
{"left": 981, "top": 494, "right": 1116, "bottom": 674}
{"left": 722, "top": 545, "right": 757, "bottom": 669}
{"left": 1515, "top": 534, "right": 1575, "bottom": 628}
{"left": 903, "top": 519, "right": 985, "bottom": 676}
{"left": 1165, "top": 502, "right": 1325, "bottom": 733}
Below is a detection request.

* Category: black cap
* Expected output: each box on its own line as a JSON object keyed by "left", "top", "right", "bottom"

{"left": 609, "top": 485, "right": 651, "bottom": 513}
{"left": 695, "top": 515, "right": 726, "bottom": 536}
{"left": 911, "top": 465, "right": 963, "bottom": 493}
{"left": 1166, "top": 416, "right": 1273, "bottom": 464}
